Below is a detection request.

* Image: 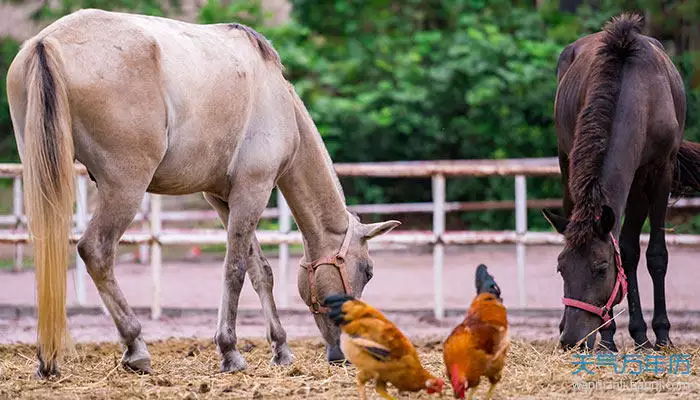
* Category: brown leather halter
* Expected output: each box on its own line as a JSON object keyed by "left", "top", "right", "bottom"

{"left": 300, "top": 215, "right": 355, "bottom": 314}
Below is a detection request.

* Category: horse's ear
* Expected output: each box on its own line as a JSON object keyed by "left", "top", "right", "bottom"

{"left": 360, "top": 220, "right": 401, "bottom": 240}
{"left": 542, "top": 208, "right": 568, "bottom": 234}
{"left": 598, "top": 205, "right": 615, "bottom": 236}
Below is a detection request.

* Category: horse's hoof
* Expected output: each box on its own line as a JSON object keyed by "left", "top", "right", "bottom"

{"left": 597, "top": 343, "right": 618, "bottom": 353}
{"left": 122, "top": 342, "right": 152, "bottom": 374}
{"left": 220, "top": 350, "right": 247, "bottom": 373}
{"left": 654, "top": 339, "right": 674, "bottom": 351}
{"left": 35, "top": 364, "right": 60, "bottom": 379}
{"left": 35, "top": 356, "right": 60, "bottom": 379}
{"left": 122, "top": 357, "right": 152, "bottom": 375}
{"left": 634, "top": 341, "right": 654, "bottom": 352}
{"left": 271, "top": 343, "right": 294, "bottom": 366}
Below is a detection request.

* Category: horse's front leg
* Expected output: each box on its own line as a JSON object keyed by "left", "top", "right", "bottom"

{"left": 215, "top": 184, "right": 273, "bottom": 373}
{"left": 598, "top": 317, "right": 618, "bottom": 353}
{"left": 245, "top": 235, "right": 294, "bottom": 366}
{"left": 620, "top": 185, "right": 651, "bottom": 350}
{"left": 646, "top": 170, "right": 673, "bottom": 349}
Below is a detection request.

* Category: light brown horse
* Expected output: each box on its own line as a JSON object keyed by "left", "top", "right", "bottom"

{"left": 7, "top": 8, "right": 400, "bottom": 377}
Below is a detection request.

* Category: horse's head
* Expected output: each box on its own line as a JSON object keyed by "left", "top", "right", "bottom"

{"left": 297, "top": 212, "right": 400, "bottom": 361}
{"left": 543, "top": 205, "right": 625, "bottom": 350}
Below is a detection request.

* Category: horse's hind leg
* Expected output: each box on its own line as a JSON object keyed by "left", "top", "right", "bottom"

{"left": 77, "top": 183, "right": 153, "bottom": 373}
{"left": 645, "top": 166, "right": 674, "bottom": 349}
{"left": 246, "top": 235, "right": 294, "bottom": 366}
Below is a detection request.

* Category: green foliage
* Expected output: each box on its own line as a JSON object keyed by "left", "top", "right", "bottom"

{"left": 3, "top": 0, "right": 700, "bottom": 232}
{"left": 30, "top": 0, "right": 175, "bottom": 20}
{"left": 276, "top": 0, "right": 581, "bottom": 230}
{"left": 0, "top": 37, "right": 20, "bottom": 163}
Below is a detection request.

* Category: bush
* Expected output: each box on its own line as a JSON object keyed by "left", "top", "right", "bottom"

{"left": 0, "top": 37, "right": 21, "bottom": 164}
{"left": 2, "top": 0, "right": 700, "bottom": 231}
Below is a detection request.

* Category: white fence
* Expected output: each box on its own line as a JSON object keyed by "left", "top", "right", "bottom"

{"left": 2, "top": 158, "right": 700, "bottom": 319}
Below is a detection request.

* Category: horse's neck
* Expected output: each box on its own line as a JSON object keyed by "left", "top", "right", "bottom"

{"left": 277, "top": 90, "right": 348, "bottom": 261}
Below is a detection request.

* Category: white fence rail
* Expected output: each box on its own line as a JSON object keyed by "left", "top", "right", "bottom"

{"left": 2, "top": 158, "right": 700, "bottom": 319}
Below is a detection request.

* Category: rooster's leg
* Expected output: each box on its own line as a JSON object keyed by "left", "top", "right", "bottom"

{"left": 375, "top": 381, "right": 396, "bottom": 400}
{"left": 357, "top": 370, "right": 370, "bottom": 400}
{"left": 466, "top": 388, "right": 475, "bottom": 400}
{"left": 484, "top": 383, "right": 497, "bottom": 400}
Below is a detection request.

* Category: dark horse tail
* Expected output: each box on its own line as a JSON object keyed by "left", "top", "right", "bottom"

{"left": 566, "top": 13, "right": 642, "bottom": 246}
{"left": 672, "top": 141, "right": 700, "bottom": 196}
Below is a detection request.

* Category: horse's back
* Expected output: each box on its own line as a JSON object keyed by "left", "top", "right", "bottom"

{"left": 11, "top": 9, "right": 291, "bottom": 196}
{"left": 555, "top": 30, "right": 683, "bottom": 150}
{"left": 25, "top": 8, "right": 264, "bottom": 111}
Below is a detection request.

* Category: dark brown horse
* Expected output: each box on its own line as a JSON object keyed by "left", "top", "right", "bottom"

{"left": 542, "top": 13, "right": 700, "bottom": 351}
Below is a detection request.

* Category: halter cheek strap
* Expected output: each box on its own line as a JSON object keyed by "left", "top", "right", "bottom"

{"left": 300, "top": 215, "right": 355, "bottom": 314}
{"left": 561, "top": 231, "right": 627, "bottom": 328}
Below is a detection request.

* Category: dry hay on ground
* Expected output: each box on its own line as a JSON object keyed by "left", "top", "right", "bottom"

{"left": 0, "top": 337, "right": 698, "bottom": 399}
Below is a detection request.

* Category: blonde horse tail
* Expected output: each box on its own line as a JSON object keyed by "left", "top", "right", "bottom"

{"left": 23, "top": 37, "right": 75, "bottom": 374}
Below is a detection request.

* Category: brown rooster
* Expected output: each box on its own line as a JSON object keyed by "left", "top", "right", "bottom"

{"left": 443, "top": 264, "right": 509, "bottom": 400}
{"left": 323, "top": 294, "right": 444, "bottom": 400}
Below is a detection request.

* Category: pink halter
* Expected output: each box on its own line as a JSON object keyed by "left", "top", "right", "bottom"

{"left": 561, "top": 231, "right": 627, "bottom": 328}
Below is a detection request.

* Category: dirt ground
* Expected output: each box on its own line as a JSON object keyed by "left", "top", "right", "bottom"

{"left": 1, "top": 337, "right": 699, "bottom": 400}
{"left": 2, "top": 244, "right": 700, "bottom": 399}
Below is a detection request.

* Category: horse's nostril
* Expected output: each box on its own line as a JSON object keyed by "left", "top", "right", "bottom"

{"left": 326, "top": 344, "right": 346, "bottom": 364}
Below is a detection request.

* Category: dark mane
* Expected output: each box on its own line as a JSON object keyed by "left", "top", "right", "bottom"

{"left": 565, "top": 13, "right": 644, "bottom": 247}
{"left": 228, "top": 22, "right": 283, "bottom": 70}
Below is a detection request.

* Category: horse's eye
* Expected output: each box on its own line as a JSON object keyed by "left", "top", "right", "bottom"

{"left": 593, "top": 261, "right": 608, "bottom": 273}
{"left": 365, "top": 266, "right": 374, "bottom": 281}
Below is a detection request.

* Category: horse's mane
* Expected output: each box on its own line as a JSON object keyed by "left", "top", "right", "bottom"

{"left": 565, "top": 13, "right": 644, "bottom": 247}
{"left": 229, "top": 23, "right": 283, "bottom": 70}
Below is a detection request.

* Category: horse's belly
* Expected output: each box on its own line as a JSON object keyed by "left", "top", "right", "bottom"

{"left": 148, "top": 128, "right": 241, "bottom": 196}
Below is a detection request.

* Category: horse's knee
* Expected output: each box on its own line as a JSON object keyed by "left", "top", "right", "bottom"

{"left": 646, "top": 245, "right": 668, "bottom": 277}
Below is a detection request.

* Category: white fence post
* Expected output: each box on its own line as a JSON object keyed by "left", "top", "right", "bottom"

{"left": 277, "top": 189, "right": 291, "bottom": 308}
{"left": 515, "top": 175, "right": 527, "bottom": 307}
{"left": 139, "top": 194, "right": 150, "bottom": 264}
{"left": 150, "top": 194, "right": 162, "bottom": 320}
{"left": 74, "top": 175, "right": 89, "bottom": 306}
{"left": 12, "top": 176, "right": 23, "bottom": 272}
{"left": 432, "top": 174, "right": 445, "bottom": 319}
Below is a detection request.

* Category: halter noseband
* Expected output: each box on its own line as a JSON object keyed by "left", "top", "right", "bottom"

{"left": 300, "top": 214, "right": 355, "bottom": 314}
{"left": 561, "top": 231, "right": 628, "bottom": 328}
